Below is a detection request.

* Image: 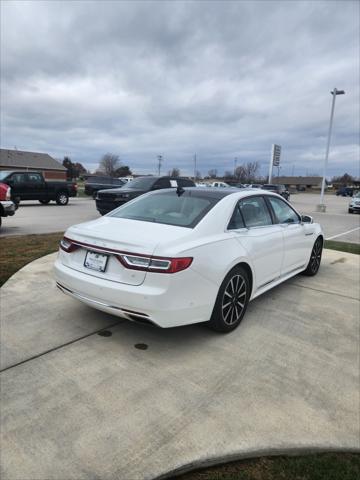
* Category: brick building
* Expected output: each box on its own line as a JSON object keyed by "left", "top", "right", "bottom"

{"left": 0, "top": 149, "right": 67, "bottom": 180}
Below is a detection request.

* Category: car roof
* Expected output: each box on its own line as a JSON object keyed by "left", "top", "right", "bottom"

{"left": 154, "top": 187, "right": 277, "bottom": 200}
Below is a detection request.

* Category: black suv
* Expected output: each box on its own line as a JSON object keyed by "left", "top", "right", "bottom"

{"left": 262, "top": 184, "right": 290, "bottom": 201}
{"left": 336, "top": 187, "right": 354, "bottom": 197}
{"left": 84, "top": 176, "right": 126, "bottom": 198}
{"left": 96, "top": 176, "right": 196, "bottom": 215}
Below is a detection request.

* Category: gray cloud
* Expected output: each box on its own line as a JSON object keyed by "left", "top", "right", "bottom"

{"left": 1, "top": 0, "right": 359, "bottom": 177}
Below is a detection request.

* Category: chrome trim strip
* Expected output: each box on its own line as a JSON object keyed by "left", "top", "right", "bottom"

{"left": 56, "top": 282, "right": 151, "bottom": 321}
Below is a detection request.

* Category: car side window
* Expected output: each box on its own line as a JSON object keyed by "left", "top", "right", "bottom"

{"left": 153, "top": 178, "right": 171, "bottom": 189}
{"left": 239, "top": 196, "right": 272, "bottom": 228}
{"left": 11, "top": 173, "right": 27, "bottom": 184}
{"left": 177, "top": 178, "right": 194, "bottom": 187}
{"left": 27, "top": 173, "right": 42, "bottom": 183}
{"left": 268, "top": 196, "right": 300, "bottom": 224}
{"left": 112, "top": 178, "right": 124, "bottom": 185}
{"left": 228, "top": 204, "right": 245, "bottom": 230}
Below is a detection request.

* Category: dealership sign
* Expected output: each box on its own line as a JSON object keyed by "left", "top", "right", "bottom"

{"left": 272, "top": 144, "right": 281, "bottom": 166}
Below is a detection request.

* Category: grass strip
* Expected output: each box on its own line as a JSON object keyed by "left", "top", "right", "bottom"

{"left": 0, "top": 232, "right": 63, "bottom": 287}
{"left": 324, "top": 240, "right": 360, "bottom": 255}
{"left": 175, "top": 452, "right": 360, "bottom": 480}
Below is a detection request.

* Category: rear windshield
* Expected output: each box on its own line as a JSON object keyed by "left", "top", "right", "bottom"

{"left": 86, "top": 176, "right": 112, "bottom": 183}
{"left": 109, "top": 190, "right": 219, "bottom": 228}
{"left": 126, "top": 177, "right": 156, "bottom": 189}
{"left": 262, "top": 185, "right": 277, "bottom": 190}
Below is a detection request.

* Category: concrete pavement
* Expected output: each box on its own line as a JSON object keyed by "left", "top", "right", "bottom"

{"left": 0, "top": 250, "right": 359, "bottom": 479}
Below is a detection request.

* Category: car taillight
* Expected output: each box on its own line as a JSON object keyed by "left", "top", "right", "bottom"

{"left": 117, "top": 254, "right": 192, "bottom": 274}
{"left": 59, "top": 237, "right": 80, "bottom": 253}
{"left": 5, "top": 186, "right": 11, "bottom": 200}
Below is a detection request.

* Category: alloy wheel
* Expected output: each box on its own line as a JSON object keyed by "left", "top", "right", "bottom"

{"left": 221, "top": 274, "right": 247, "bottom": 325}
{"left": 310, "top": 238, "right": 322, "bottom": 274}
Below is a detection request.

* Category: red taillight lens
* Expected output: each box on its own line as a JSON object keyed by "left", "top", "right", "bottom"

{"left": 117, "top": 254, "right": 192, "bottom": 274}
{"left": 59, "top": 237, "right": 80, "bottom": 253}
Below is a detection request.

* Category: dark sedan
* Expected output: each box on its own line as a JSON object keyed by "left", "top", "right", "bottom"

{"left": 262, "top": 184, "right": 290, "bottom": 201}
{"left": 96, "top": 176, "right": 196, "bottom": 215}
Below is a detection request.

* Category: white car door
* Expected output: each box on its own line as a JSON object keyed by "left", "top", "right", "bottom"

{"left": 266, "top": 195, "right": 310, "bottom": 274}
{"left": 229, "top": 195, "right": 284, "bottom": 289}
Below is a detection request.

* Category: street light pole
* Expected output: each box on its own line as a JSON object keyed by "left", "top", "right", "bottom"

{"left": 157, "top": 155, "right": 163, "bottom": 176}
{"left": 234, "top": 157, "right": 238, "bottom": 176}
{"left": 317, "top": 88, "right": 345, "bottom": 211}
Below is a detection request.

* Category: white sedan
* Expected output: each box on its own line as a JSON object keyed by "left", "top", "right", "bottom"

{"left": 54, "top": 188, "right": 323, "bottom": 332}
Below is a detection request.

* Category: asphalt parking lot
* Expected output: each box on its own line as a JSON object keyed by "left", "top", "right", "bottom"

{"left": 1, "top": 193, "right": 359, "bottom": 243}
{"left": 1, "top": 249, "right": 359, "bottom": 479}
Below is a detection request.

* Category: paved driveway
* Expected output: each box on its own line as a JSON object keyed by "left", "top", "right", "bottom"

{"left": 1, "top": 249, "right": 359, "bottom": 479}
{"left": 1, "top": 194, "right": 359, "bottom": 243}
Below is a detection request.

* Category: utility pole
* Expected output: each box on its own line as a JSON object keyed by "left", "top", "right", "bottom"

{"left": 234, "top": 157, "right": 238, "bottom": 177}
{"left": 194, "top": 153, "right": 197, "bottom": 180}
{"left": 157, "top": 155, "right": 163, "bottom": 176}
{"left": 317, "top": 87, "right": 345, "bottom": 212}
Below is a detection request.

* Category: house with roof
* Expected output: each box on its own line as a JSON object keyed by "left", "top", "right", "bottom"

{"left": 273, "top": 176, "right": 323, "bottom": 191}
{"left": 0, "top": 149, "right": 67, "bottom": 180}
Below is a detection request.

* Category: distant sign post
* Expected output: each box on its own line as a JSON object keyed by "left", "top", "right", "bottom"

{"left": 268, "top": 144, "right": 281, "bottom": 183}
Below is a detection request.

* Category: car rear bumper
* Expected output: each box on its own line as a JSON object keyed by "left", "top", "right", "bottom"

{"left": 54, "top": 257, "right": 217, "bottom": 328}
{"left": 0, "top": 200, "right": 16, "bottom": 216}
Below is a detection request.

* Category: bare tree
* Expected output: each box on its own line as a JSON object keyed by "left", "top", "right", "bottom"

{"left": 168, "top": 168, "right": 180, "bottom": 177}
{"left": 99, "top": 153, "right": 121, "bottom": 177}
{"left": 208, "top": 169, "right": 218, "bottom": 179}
{"left": 235, "top": 161, "right": 260, "bottom": 183}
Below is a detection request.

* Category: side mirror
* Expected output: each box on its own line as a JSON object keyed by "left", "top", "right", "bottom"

{"left": 301, "top": 215, "right": 313, "bottom": 224}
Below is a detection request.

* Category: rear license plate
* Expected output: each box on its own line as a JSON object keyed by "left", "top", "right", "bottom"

{"left": 84, "top": 251, "right": 109, "bottom": 272}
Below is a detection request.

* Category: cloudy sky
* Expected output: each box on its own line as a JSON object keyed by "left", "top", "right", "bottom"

{"left": 1, "top": 0, "right": 359, "bottom": 177}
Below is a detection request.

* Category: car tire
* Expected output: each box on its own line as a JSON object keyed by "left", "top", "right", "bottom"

{"left": 39, "top": 199, "right": 51, "bottom": 205}
{"left": 302, "top": 236, "right": 323, "bottom": 276}
{"left": 208, "top": 265, "right": 250, "bottom": 333}
{"left": 348, "top": 208, "right": 353, "bottom": 214}
{"left": 56, "top": 192, "right": 69, "bottom": 205}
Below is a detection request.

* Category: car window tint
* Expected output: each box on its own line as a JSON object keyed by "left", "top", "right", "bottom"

{"left": 228, "top": 204, "right": 245, "bottom": 230}
{"left": 110, "top": 191, "right": 218, "bottom": 228}
{"left": 11, "top": 173, "right": 27, "bottom": 184}
{"left": 27, "top": 173, "right": 42, "bottom": 183}
{"left": 177, "top": 178, "right": 194, "bottom": 187}
{"left": 239, "top": 196, "right": 272, "bottom": 227}
{"left": 153, "top": 178, "right": 170, "bottom": 189}
{"left": 268, "top": 196, "right": 300, "bottom": 224}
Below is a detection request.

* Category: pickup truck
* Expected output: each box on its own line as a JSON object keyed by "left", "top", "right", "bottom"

{"left": 84, "top": 176, "right": 125, "bottom": 198}
{"left": 0, "top": 182, "right": 16, "bottom": 228}
{"left": 0, "top": 171, "right": 77, "bottom": 206}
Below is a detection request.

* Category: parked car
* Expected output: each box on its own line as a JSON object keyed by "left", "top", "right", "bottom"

{"left": 348, "top": 191, "right": 360, "bottom": 213}
{"left": 336, "top": 186, "right": 354, "bottom": 197}
{"left": 262, "top": 184, "right": 290, "bottom": 201}
{"left": 250, "top": 184, "right": 263, "bottom": 189}
{"left": 211, "top": 181, "right": 231, "bottom": 188}
{"left": 55, "top": 188, "right": 323, "bottom": 332}
{"left": 95, "top": 176, "right": 196, "bottom": 215}
{"left": 0, "top": 182, "right": 16, "bottom": 228}
{"left": 84, "top": 176, "right": 126, "bottom": 198}
{"left": 0, "top": 171, "right": 77, "bottom": 206}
